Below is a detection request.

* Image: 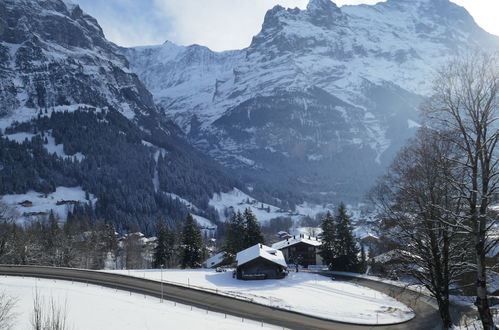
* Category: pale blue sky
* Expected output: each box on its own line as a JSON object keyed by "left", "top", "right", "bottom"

{"left": 75, "top": 0, "right": 499, "bottom": 51}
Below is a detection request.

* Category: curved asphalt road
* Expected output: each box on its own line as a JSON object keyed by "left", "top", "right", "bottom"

{"left": 0, "top": 265, "right": 441, "bottom": 330}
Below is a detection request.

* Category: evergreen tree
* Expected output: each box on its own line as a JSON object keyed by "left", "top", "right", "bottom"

{"left": 224, "top": 211, "right": 246, "bottom": 256}
{"left": 243, "top": 208, "right": 264, "bottom": 248}
{"left": 181, "top": 214, "right": 204, "bottom": 269}
{"left": 319, "top": 211, "right": 337, "bottom": 269}
{"left": 332, "top": 203, "right": 360, "bottom": 272}
{"left": 153, "top": 218, "right": 174, "bottom": 268}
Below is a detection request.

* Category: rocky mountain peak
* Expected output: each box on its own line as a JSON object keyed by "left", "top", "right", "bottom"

{"left": 306, "top": 0, "right": 338, "bottom": 12}
{"left": 306, "top": 0, "right": 346, "bottom": 28}
{"left": 0, "top": 0, "right": 157, "bottom": 121}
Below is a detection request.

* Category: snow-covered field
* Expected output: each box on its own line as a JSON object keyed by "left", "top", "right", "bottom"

{"left": 106, "top": 269, "right": 414, "bottom": 325}
{"left": 0, "top": 276, "right": 279, "bottom": 330}
{"left": 0, "top": 186, "right": 96, "bottom": 223}
{"left": 209, "top": 188, "right": 336, "bottom": 224}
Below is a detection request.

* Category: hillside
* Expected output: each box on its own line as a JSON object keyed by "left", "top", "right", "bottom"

{"left": 0, "top": 0, "right": 242, "bottom": 232}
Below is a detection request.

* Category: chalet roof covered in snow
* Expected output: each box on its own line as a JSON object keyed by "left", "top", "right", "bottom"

{"left": 272, "top": 235, "right": 322, "bottom": 250}
{"left": 236, "top": 244, "right": 287, "bottom": 268}
{"left": 204, "top": 251, "right": 226, "bottom": 268}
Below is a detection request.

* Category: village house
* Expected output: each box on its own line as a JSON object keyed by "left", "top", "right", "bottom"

{"left": 235, "top": 244, "right": 287, "bottom": 280}
{"left": 19, "top": 200, "right": 33, "bottom": 207}
{"left": 204, "top": 251, "right": 227, "bottom": 269}
{"left": 272, "top": 234, "right": 322, "bottom": 268}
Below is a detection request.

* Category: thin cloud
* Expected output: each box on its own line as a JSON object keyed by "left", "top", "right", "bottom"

{"left": 76, "top": 0, "right": 498, "bottom": 50}
{"left": 153, "top": 0, "right": 309, "bottom": 51}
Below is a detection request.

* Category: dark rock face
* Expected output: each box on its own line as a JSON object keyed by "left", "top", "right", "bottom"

{"left": 0, "top": 0, "right": 156, "bottom": 119}
{"left": 0, "top": 0, "right": 245, "bottom": 232}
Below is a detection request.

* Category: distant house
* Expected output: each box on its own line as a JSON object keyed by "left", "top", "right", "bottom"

{"left": 236, "top": 244, "right": 287, "bottom": 280}
{"left": 272, "top": 234, "right": 322, "bottom": 267}
{"left": 19, "top": 200, "right": 33, "bottom": 207}
{"left": 276, "top": 231, "right": 292, "bottom": 240}
{"left": 56, "top": 200, "right": 79, "bottom": 206}
{"left": 204, "top": 251, "right": 227, "bottom": 268}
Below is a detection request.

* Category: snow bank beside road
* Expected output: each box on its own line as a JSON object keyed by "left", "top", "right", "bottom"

{"left": 0, "top": 276, "right": 277, "bottom": 330}
{"left": 107, "top": 269, "right": 415, "bottom": 325}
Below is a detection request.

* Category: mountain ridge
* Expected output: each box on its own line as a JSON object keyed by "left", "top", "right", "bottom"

{"left": 124, "top": 0, "right": 499, "bottom": 203}
{"left": 0, "top": 0, "right": 247, "bottom": 232}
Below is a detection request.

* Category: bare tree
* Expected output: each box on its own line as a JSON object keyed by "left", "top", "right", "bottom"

{"left": 0, "top": 291, "right": 17, "bottom": 330}
{"left": 0, "top": 202, "right": 17, "bottom": 261}
{"left": 373, "top": 128, "right": 469, "bottom": 328}
{"left": 424, "top": 51, "right": 499, "bottom": 329}
{"left": 31, "top": 289, "right": 71, "bottom": 330}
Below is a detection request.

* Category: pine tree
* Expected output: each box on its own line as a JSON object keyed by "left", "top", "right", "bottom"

{"left": 181, "top": 214, "right": 204, "bottom": 269}
{"left": 333, "top": 203, "right": 360, "bottom": 272}
{"left": 225, "top": 211, "right": 246, "bottom": 256}
{"left": 243, "top": 208, "right": 263, "bottom": 248}
{"left": 319, "top": 211, "right": 337, "bottom": 270}
{"left": 153, "top": 218, "right": 174, "bottom": 268}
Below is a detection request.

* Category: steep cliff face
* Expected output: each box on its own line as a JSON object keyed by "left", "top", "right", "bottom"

{"left": 126, "top": 0, "right": 499, "bottom": 203}
{"left": 0, "top": 0, "right": 156, "bottom": 124}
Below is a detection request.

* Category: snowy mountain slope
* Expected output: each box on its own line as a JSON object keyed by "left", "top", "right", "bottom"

{"left": 0, "top": 0, "right": 158, "bottom": 127}
{"left": 0, "top": 0, "right": 245, "bottom": 232}
{"left": 126, "top": 0, "right": 499, "bottom": 203}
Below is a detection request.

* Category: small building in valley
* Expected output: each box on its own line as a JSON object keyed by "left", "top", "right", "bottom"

{"left": 272, "top": 235, "right": 322, "bottom": 267}
{"left": 19, "top": 200, "right": 33, "bottom": 207}
{"left": 204, "top": 251, "right": 227, "bottom": 268}
{"left": 236, "top": 244, "right": 287, "bottom": 280}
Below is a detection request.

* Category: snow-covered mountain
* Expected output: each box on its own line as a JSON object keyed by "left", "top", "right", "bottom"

{"left": 0, "top": 0, "right": 245, "bottom": 232}
{"left": 0, "top": 0, "right": 156, "bottom": 126}
{"left": 125, "top": 0, "right": 499, "bottom": 203}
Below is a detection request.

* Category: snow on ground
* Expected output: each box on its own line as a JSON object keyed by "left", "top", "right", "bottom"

{"left": 209, "top": 188, "right": 286, "bottom": 223}
{"left": 191, "top": 214, "right": 216, "bottom": 229}
{"left": 0, "top": 104, "right": 97, "bottom": 132}
{"left": 43, "top": 134, "right": 85, "bottom": 161}
{"left": 0, "top": 276, "right": 277, "bottom": 330}
{"left": 0, "top": 186, "right": 96, "bottom": 223}
{"left": 106, "top": 269, "right": 415, "bottom": 325}
{"left": 453, "top": 313, "right": 499, "bottom": 330}
{"left": 210, "top": 188, "right": 334, "bottom": 224}
{"left": 3, "top": 132, "right": 36, "bottom": 143}
{"left": 5, "top": 131, "right": 85, "bottom": 161}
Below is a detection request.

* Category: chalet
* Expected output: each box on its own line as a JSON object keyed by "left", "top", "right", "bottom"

{"left": 19, "top": 200, "right": 33, "bottom": 207}
{"left": 236, "top": 244, "right": 287, "bottom": 280}
{"left": 204, "top": 251, "right": 227, "bottom": 268}
{"left": 56, "top": 200, "right": 79, "bottom": 206}
{"left": 276, "top": 231, "right": 293, "bottom": 240}
{"left": 272, "top": 234, "right": 322, "bottom": 267}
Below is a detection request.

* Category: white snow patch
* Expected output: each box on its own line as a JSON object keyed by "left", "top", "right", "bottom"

{"left": 106, "top": 269, "right": 415, "bottom": 325}
{"left": 191, "top": 214, "right": 216, "bottom": 229}
{"left": 4, "top": 132, "right": 36, "bottom": 143}
{"left": 0, "top": 186, "right": 96, "bottom": 223}
{"left": 407, "top": 119, "right": 421, "bottom": 129}
{"left": 44, "top": 135, "right": 85, "bottom": 161}
{"left": 209, "top": 188, "right": 288, "bottom": 223}
{"left": 0, "top": 276, "right": 276, "bottom": 330}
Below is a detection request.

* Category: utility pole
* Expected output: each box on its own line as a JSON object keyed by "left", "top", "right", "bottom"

{"left": 161, "top": 264, "right": 164, "bottom": 303}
